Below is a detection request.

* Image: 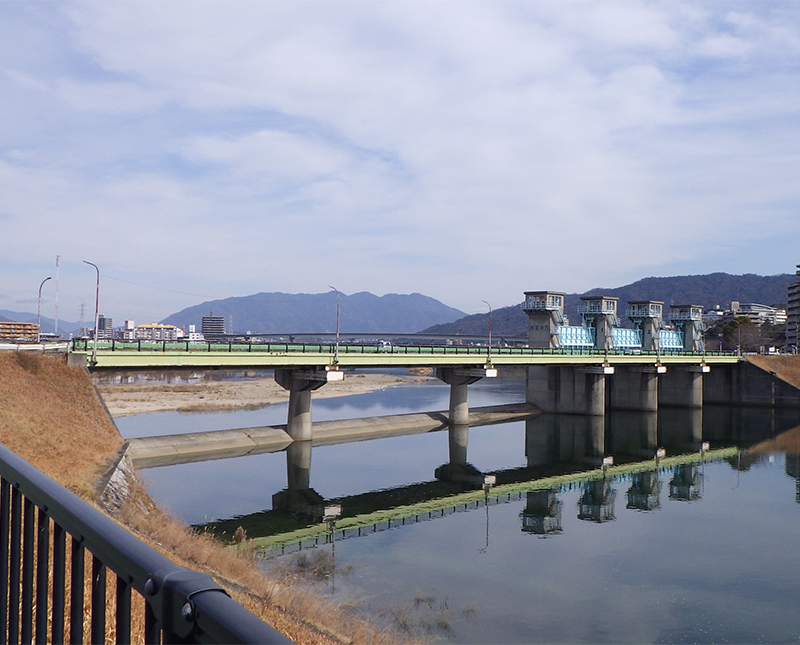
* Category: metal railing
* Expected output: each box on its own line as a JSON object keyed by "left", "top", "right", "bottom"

{"left": 70, "top": 338, "right": 734, "bottom": 358}
{"left": 0, "top": 443, "right": 290, "bottom": 644}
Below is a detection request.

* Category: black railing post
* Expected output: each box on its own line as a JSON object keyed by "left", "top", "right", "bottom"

{"left": 0, "top": 479, "right": 9, "bottom": 645}
{"left": 115, "top": 575, "right": 131, "bottom": 644}
{"left": 9, "top": 487, "right": 21, "bottom": 644}
{"left": 91, "top": 556, "right": 106, "bottom": 645}
{"left": 21, "top": 498, "right": 34, "bottom": 644}
{"left": 35, "top": 509, "right": 49, "bottom": 645}
{"left": 51, "top": 524, "right": 65, "bottom": 644}
{"left": 69, "top": 538, "right": 84, "bottom": 645}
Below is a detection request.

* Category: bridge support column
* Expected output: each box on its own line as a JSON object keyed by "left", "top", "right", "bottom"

{"left": 608, "top": 365, "right": 665, "bottom": 412}
{"left": 526, "top": 365, "right": 613, "bottom": 416}
{"left": 436, "top": 366, "right": 497, "bottom": 426}
{"left": 274, "top": 367, "right": 344, "bottom": 441}
{"left": 659, "top": 365, "right": 708, "bottom": 408}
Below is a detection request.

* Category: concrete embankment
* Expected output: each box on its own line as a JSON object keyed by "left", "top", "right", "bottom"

{"left": 127, "top": 402, "right": 539, "bottom": 469}
{"left": 706, "top": 356, "right": 800, "bottom": 407}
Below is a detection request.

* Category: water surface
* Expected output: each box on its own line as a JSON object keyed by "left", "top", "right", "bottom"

{"left": 115, "top": 376, "right": 800, "bottom": 643}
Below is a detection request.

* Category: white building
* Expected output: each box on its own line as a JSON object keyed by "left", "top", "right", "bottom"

{"left": 134, "top": 322, "right": 182, "bottom": 341}
{"left": 185, "top": 324, "right": 204, "bottom": 342}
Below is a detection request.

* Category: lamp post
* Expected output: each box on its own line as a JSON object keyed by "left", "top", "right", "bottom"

{"left": 37, "top": 276, "right": 52, "bottom": 342}
{"left": 329, "top": 286, "right": 340, "bottom": 364}
{"left": 83, "top": 261, "right": 100, "bottom": 364}
{"left": 481, "top": 300, "right": 492, "bottom": 364}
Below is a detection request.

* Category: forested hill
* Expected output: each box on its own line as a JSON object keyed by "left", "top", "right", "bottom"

{"left": 421, "top": 272, "right": 797, "bottom": 338}
{"left": 161, "top": 291, "right": 466, "bottom": 334}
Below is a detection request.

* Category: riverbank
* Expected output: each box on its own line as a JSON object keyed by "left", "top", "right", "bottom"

{"left": 0, "top": 352, "right": 402, "bottom": 643}
{"left": 97, "top": 372, "right": 433, "bottom": 417}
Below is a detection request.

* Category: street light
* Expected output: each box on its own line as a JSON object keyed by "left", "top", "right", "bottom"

{"left": 482, "top": 300, "right": 492, "bottom": 364}
{"left": 37, "top": 276, "right": 52, "bottom": 342}
{"left": 329, "top": 286, "right": 340, "bottom": 364}
{"left": 83, "top": 261, "right": 100, "bottom": 364}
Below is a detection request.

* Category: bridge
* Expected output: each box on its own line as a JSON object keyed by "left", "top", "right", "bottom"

{"left": 69, "top": 288, "right": 756, "bottom": 448}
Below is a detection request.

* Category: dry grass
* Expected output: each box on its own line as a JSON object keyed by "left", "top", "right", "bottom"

{"left": 0, "top": 352, "right": 122, "bottom": 498}
{"left": 746, "top": 355, "right": 800, "bottom": 389}
{"left": 0, "top": 352, "right": 408, "bottom": 644}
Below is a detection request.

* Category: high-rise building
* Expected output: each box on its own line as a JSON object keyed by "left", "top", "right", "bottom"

{"left": 97, "top": 315, "right": 113, "bottom": 339}
{"left": 788, "top": 265, "right": 800, "bottom": 352}
{"left": 201, "top": 313, "right": 225, "bottom": 337}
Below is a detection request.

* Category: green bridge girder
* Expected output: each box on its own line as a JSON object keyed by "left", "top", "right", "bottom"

{"left": 70, "top": 344, "right": 740, "bottom": 370}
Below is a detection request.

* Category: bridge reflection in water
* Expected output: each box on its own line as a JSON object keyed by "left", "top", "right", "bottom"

{"left": 196, "top": 407, "right": 772, "bottom": 555}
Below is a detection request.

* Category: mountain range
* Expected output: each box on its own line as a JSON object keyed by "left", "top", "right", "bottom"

{"left": 421, "top": 272, "right": 797, "bottom": 338}
{"left": 3, "top": 272, "right": 796, "bottom": 338}
{"left": 160, "top": 291, "right": 467, "bottom": 334}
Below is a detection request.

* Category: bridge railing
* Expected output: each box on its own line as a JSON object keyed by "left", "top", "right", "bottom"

{"left": 69, "top": 338, "right": 733, "bottom": 358}
{"left": 0, "top": 443, "right": 290, "bottom": 645}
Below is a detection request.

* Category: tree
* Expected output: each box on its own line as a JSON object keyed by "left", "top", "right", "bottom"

{"left": 722, "top": 316, "right": 764, "bottom": 353}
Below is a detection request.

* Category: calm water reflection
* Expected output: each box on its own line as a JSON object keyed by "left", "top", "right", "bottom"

{"left": 115, "top": 376, "right": 800, "bottom": 644}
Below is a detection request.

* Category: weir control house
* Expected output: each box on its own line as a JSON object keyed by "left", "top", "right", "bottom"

{"left": 523, "top": 290, "right": 708, "bottom": 415}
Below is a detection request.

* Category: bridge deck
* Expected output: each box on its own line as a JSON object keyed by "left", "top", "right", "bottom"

{"left": 71, "top": 343, "right": 740, "bottom": 369}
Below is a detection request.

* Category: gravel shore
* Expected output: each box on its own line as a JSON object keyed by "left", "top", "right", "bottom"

{"left": 97, "top": 372, "right": 432, "bottom": 417}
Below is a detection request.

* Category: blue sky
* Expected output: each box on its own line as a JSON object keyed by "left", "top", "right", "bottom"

{"left": 2, "top": 1, "right": 800, "bottom": 326}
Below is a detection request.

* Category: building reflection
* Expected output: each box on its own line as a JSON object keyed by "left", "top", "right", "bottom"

{"left": 626, "top": 471, "right": 661, "bottom": 511}
{"left": 578, "top": 479, "right": 616, "bottom": 523}
{"left": 668, "top": 464, "right": 702, "bottom": 501}
{"left": 520, "top": 489, "right": 562, "bottom": 536}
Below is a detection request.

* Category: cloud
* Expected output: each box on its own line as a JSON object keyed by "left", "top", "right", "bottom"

{"left": 1, "top": 1, "right": 799, "bottom": 322}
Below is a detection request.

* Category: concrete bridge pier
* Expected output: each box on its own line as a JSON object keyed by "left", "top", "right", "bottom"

{"left": 436, "top": 366, "right": 497, "bottom": 426}
{"left": 449, "top": 423, "right": 469, "bottom": 465}
{"left": 659, "top": 365, "right": 708, "bottom": 408}
{"left": 526, "top": 365, "right": 613, "bottom": 415}
{"left": 608, "top": 365, "right": 665, "bottom": 412}
{"left": 274, "top": 367, "right": 344, "bottom": 441}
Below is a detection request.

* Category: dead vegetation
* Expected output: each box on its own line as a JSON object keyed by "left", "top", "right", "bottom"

{"left": 0, "top": 352, "right": 408, "bottom": 644}
{"left": 746, "top": 355, "right": 800, "bottom": 390}
{"left": 0, "top": 351, "right": 122, "bottom": 497}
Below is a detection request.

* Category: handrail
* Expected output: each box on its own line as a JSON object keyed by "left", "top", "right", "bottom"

{"left": 69, "top": 338, "right": 737, "bottom": 359}
{"left": 0, "top": 443, "right": 290, "bottom": 644}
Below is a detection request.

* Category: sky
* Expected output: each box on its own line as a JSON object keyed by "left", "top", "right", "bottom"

{"left": 2, "top": 1, "right": 800, "bottom": 327}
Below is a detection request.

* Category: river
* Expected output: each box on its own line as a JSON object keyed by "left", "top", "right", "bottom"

{"left": 114, "top": 373, "right": 800, "bottom": 644}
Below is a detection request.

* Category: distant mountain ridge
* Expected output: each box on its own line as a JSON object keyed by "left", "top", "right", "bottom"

{"left": 160, "top": 291, "right": 467, "bottom": 334}
{"left": 421, "top": 272, "right": 797, "bottom": 337}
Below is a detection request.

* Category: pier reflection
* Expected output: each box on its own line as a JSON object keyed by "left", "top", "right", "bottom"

{"left": 197, "top": 407, "right": 800, "bottom": 554}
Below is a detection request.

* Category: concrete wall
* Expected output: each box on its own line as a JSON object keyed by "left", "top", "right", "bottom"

{"left": 607, "top": 367, "right": 659, "bottom": 412}
{"left": 659, "top": 368, "right": 703, "bottom": 408}
{"left": 705, "top": 362, "right": 800, "bottom": 407}
{"left": 526, "top": 365, "right": 606, "bottom": 415}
